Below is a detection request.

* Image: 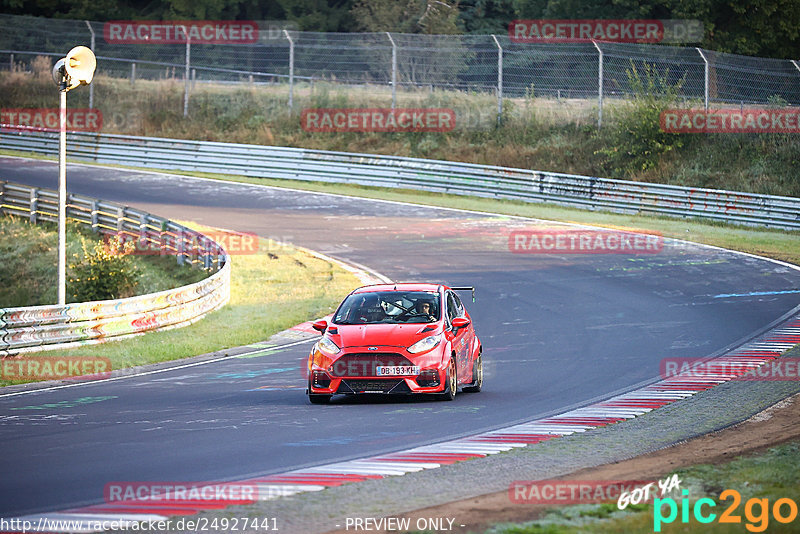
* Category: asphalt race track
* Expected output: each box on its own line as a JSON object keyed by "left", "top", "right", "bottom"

{"left": 2, "top": 157, "right": 800, "bottom": 517}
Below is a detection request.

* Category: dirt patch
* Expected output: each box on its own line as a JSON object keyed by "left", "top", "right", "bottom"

{"left": 325, "top": 392, "right": 800, "bottom": 534}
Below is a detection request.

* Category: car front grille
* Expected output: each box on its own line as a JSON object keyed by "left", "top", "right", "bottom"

{"left": 339, "top": 379, "right": 403, "bottom": 394}
{"left": 329, "top": 353, "right": 413, "bottom": 377}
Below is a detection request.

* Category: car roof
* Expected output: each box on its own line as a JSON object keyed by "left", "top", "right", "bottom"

{"left": 351, "top": 283, "right": 444, "bottom": 294}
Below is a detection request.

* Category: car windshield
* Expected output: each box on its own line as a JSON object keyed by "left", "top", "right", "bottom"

{"left": 333, "top": 291, "right": 441, "bottom": 325}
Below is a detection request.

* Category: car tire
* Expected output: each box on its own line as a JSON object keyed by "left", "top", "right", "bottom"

{"left": 307, "top": 382, "right": 332, "bottom": 404}
{"left": 439, "top": 357, "right": 457, "bottom": 401}
{"left": 463, "top": 354, "right": 482, "bottom": 393}
{"left": 308, "top": 393, "right": 331, "bottom": 404}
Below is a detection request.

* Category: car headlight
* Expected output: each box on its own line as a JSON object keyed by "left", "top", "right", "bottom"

{"left": 408, "top": 334, "right": 441, "bottom": 354}
{"left": 317, "top": 336, "right": 340, "bottom": 356}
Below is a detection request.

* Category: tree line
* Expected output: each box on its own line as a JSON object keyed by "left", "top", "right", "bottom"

{"left": 3, "top": 0, "right": 798, "bottom": 59}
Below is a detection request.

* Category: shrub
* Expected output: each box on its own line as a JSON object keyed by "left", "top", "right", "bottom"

{"left": 69, "top": 234, "right": 140, "bottom": 302}
{"left": 596, "top": 62, "right": 687, "bottom": 177}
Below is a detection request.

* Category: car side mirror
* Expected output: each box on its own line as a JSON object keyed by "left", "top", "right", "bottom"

{"left": 312, "top": 319, "right": 328, "bottom": 333}
{"left": 452, "top": 317, "right": 470, "bottom": 328}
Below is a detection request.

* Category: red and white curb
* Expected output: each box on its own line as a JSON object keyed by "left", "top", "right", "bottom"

{"left": 9, "top": 315, "right": 799, "bottom": 532}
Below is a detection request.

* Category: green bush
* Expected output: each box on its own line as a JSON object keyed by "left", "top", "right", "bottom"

{"left": 596, "top": 62, "right": 687, "bottom": 177}
{"left": 69, "top": 234, "right": 140, "bottom": 302}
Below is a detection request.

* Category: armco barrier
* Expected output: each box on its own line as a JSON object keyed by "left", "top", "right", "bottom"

{"left": 0, "top": 180, "right": 230, "bottom": 356}
{"left": 2, "top": 128, "right": 799, "bottom": 229}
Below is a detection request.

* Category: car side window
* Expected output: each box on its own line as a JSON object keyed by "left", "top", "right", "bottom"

{"left": 446, "top": 292, "right": 458, "bottom": 323}
{"left": 453, "top": 293, "right": 465, "bottom": 317}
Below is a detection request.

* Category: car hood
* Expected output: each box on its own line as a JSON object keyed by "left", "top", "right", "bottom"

{"left": 332, "top": 323, "right": 441, "bottom": 349}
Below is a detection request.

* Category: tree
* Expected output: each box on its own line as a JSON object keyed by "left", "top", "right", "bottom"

{"left": 351, "top": 0, "right": 461, "bottom": 34}
{"left": 459, "top": 0, "right": 517, "bottom": 34}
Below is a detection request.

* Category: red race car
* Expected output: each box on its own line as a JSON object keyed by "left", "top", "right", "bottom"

{"left": 306, "top": 283, "right": 483, "bottom": 404}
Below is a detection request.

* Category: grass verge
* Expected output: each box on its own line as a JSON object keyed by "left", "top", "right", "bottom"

{"left": 0, "top": 221, "right": 360, "bottom": 386}
{"left": 488, "top": 441, "right": 800, "bottom": 533}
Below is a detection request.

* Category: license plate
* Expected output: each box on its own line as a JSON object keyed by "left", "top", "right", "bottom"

{"left": 376, "top": 365, "right": 420, "bottom": 376}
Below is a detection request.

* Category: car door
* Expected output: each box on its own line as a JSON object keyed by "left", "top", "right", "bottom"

{"left": 446, "top": 291, "right": 470, "bottom": 383}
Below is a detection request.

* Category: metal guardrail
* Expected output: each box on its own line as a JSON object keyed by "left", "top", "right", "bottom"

{"left": 2, "top": 128, "right": 799, "bottom": 230}
{"left": 0, "top": 179, "right": 231, "bottom": 356}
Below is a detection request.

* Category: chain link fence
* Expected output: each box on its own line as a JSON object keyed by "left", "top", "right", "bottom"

{"left": 1, "top": 13, "right": 799, "bottom": 130}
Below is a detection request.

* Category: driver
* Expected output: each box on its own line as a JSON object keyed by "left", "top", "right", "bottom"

{"left": 416, "top": 300, "right": 437, "bottom": 322}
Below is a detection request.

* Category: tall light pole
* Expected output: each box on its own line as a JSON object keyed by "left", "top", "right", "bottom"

{"left": 52, "top": 45, "right": 96, "bottom": 305}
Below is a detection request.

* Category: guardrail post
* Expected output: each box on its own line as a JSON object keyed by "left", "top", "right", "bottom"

{"left": 386, "top": 32, "right": 397, "bottom": 110}
{"left": 491, "top": 35, "right": 503, "bottom": 124}
{"left": 116, "top": 206, "right": 124, "bottom": 234}
{"left": 176, "top": 229, "right": 185, "bottom": 266}
{"left": 283, "top": 29, "right": 295, "bottom": 114}
{"left": 696, "top": 47, "right": 709, "bottom": 111}
{"left": 0, "top": 181, "right": 5, "bottom": 216}
{"left": 91, "top": 200, "right": 99, "bottom": 232}
{"left": 592, "top": 40, "right": 603, "bottom": 128}
{"left": 138, "top": 213, "right": 148, "bottom": 250}
{"left": 85, "top": 20, "right": 95, "bottom": 109}
{"left": 203, "top": 239, "right": 211, "bottom": 269}
{"left": 29, "top": 188, "right": 38, "bottom": 224}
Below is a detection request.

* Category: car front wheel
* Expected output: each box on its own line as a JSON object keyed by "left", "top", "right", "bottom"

{"left": 308, "top": 382, "right": 332, "bottom": 404}
{"left": 439, "top": 357, "right": 457, "bottom": 401}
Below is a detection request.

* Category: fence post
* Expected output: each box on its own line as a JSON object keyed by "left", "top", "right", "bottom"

{"left": 491, "top": 35, "right": 503, "bottom": 124}
{"left": 183, "top": 27, "right": 191, "bottom": 118}
{"left": 85, "top": 20, "right": 95, "bottom": 109}
{"left": 284, "top": 29, "right": 295, "bottom": 113}
{"left": 792, "top": 60, "right": 800, "bottom": 74}
{"left": 386, "top": 32, "right": 397, "bottom": 110}
{"left": 130, "top": 62, "right": 136, "bottom": 86}
{"left": 592, "top": 40, "right": 603, "bottom": 128}
{"left": 0, "top": 181, "right": 5, "bottom": 216}
{"left": 696, "top": 48, "right": 709, "bottom": 111}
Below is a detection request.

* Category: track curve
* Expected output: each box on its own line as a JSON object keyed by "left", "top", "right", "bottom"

{"left": 1, "top": 156, "right": 799, "bottom": 517}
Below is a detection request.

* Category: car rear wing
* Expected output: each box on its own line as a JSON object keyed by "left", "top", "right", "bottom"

{"left": 451, "top": 286, "right": 475, "bottom": 303}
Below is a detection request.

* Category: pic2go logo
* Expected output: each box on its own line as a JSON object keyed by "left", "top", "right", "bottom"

{"left": 653, "top": 489, "right": 798, "bottom": 532}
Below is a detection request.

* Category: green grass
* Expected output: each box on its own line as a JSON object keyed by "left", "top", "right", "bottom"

{"left": 0, "top": 214, "right": 206, "bottom": 306}
{"left": 489, "top": 442, "right": 800, "bottom": 533}
{"left": 0, "top": 219, "right": 360, "bottom": 386}
{"left": 3, "top": 66, "right": 800, "bottom": 197}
